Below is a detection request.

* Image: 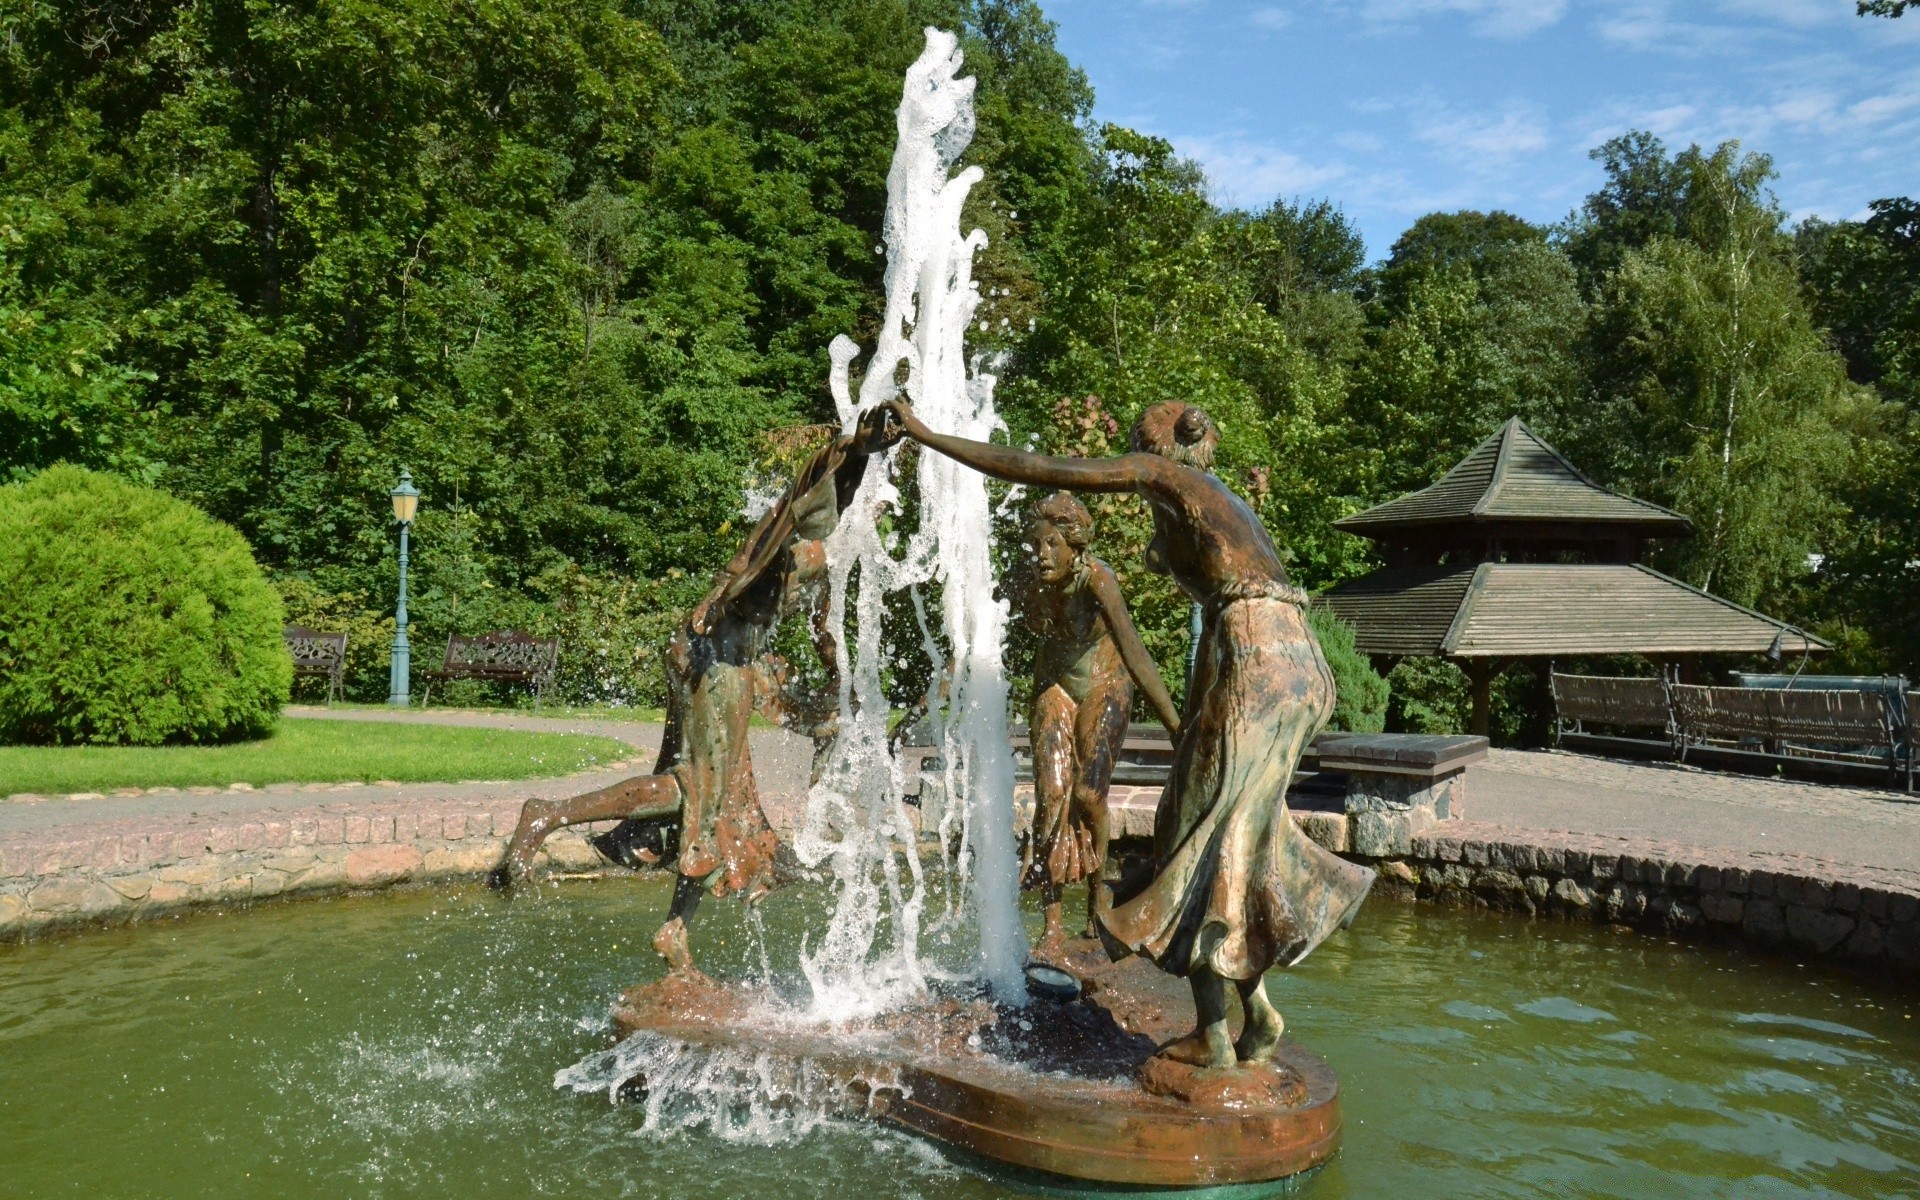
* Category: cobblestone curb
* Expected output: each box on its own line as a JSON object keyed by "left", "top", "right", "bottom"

{"left": 1101, "top": 789, "right": 1920, "bottom": 982}
{"left": 0, "top": 796, "right": 611, "bottom": 940}
{"left": 1380, "top": 822, "right": 1920, "bottom": 979}
{"left": 9, "top": 781, "right": 1918, "bottom": 985}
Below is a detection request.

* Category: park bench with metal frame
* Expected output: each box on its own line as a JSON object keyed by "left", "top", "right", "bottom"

{"left": 1670, "top": 683, "right": 1901, "bottom": 782}
{"left": 1549, "top": 672, "right": 1675, "bottom": 754}
{"left": 1907, "top": 691, "right": 1918, "bottom": 793}
{"left": 420, "top": 631, "right": 559, "bottom": 708}
{"left": 283, "top": 626, "right": 348, "bottom": 704}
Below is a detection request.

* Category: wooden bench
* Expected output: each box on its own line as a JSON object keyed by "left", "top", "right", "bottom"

{"left": 1671, "top": 683, "right": 1900, "bottom": 780}
{"left": 1550, "top": 672, "right": 1673, "bottom": 750}
{"left": 283, "top": 626, "right": 347, "bottom": 704}
{"left": 1009, "top": 721, "right": 1176, "bottom": 786}
{"left": 420, "top": 631, "right": 559, "bottom": 707}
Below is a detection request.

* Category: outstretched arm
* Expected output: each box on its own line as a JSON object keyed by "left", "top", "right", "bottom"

{"left": 1087, "top": 561, "right": 1181, "bottom": 736}
{"left": 888, "top": 400, "right": 1155, "bottom": 494}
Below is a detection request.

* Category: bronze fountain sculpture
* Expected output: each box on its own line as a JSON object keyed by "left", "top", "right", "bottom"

{"left": 889, "top": 396, "right": 1375, "bottom": 1072}
{"left": 509, "top": 28, "right": 1367, "bottom": 1187}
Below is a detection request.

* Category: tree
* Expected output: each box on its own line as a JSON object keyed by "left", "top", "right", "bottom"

{"left": 1585, "top": 142, "right": 1859, "bottom": 607}
{"left": 1793, "top": 197, "right": 1920, "bottom": 677}
{"left": 1563, "top": 131, "right": 1691, "bottom": 297}
{"left": 1798, "top": 198, "right": 1919, "bottom": 409}
{"left": 1346, "top": 212, "right": 1586, "bottom": 504}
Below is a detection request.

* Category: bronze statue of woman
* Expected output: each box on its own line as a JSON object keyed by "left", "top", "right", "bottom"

{"left": 888, "top": 397, "right": 1373, "bottom": 1070}
{"left": 1018, "top": 491, "right": 1180, "bottom": 961}
{"left": 492, "top": 410, "right": 898, "bottom": 974}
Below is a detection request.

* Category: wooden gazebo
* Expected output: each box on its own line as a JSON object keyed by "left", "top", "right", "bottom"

{"left": 1321, "top": 418, "right": 1826, "bottom": 734}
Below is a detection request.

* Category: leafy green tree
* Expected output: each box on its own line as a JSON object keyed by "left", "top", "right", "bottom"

{"left": 1584, "top": 142, "right": 1860, "bottom": 607}
{"left": 1346, "top": 212, "right": 1586, "bottom": 502}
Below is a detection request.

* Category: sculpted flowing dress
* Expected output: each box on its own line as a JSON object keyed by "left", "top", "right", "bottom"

{"left": 1099, "top": 580, "right": 1374, "bottom": 981}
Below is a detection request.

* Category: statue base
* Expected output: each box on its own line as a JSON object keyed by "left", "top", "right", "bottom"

{"left": 606, "top": 941, "right": 1341, "bottom": 1187}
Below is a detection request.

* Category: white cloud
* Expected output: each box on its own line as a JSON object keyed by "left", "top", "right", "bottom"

{"left": 1172, "top": 132, "right": 1351, "bottom": 205}
{"left": 1415, "top": 104, "right": 1551, "bottom": 159}
{"left": 1327, "top": 0, "right": 1568, "bottom": 39}
{"left": 1250, "top": 6, "right": 1294, "bottom": 31}
{"left": 1593, "top": 2, "right": 1742, "bottom": 56}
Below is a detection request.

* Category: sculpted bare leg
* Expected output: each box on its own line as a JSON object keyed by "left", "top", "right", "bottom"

{"left": 651, "top": 873, "right": 706, "bottom": 975}
{"left": 491, "top": 774, "right": 682, "bottom": 888}
{"left": 1074, "top": 682, "right": 1129, "bottom": 937}
{"left": 1029, "top": 685, "right": 1077, "bottom": 962}
{"left": 1234, "top": 974, "right": 1284, "bottom": 1063}
{"left": 1159, "top": 967, "right": 1236, "bottom": 1069}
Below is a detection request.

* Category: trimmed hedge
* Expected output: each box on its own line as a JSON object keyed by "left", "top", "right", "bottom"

{"left": 0, "top": 466, "right": 290, "bottom": 745}
{"left": 1308, "top": 605, "right": 1390, "bottom": 733}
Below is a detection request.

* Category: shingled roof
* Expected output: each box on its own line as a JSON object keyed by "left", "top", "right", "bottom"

{"left": 1333, "top": 418, "right": 1692, "bottom": 538}
{"left": 1320, "top": 562, "right": 1828, "bottom": 659}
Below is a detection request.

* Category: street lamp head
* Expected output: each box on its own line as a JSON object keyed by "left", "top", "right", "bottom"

{"left": 390, "top": 471, "right": 420, "bottom": 524}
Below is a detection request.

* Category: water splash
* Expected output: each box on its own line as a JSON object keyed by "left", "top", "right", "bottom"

{"left": 556, "top": 1033, "right": 900, "bottom": 1144}
{"left": 791, "top": 27, "right": 1027, "bottom": 1016}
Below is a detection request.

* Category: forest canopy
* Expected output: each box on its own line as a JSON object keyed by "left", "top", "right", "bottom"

{"left": 3, "top": 0, "right": 1913, "bottom": 730}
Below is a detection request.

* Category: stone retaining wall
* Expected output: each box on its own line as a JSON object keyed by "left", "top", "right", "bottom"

{"left": 0, "top": 797, "right": 608, "bottom": 939}
{"left": 1380, "top": 822, "right": 1920, "bottom": 978}
{"left": 8, "top": 784, "right": 1919, "bottom": 985}
{"left": 1104, "top": 787, "right": 1920, "bottom": 980}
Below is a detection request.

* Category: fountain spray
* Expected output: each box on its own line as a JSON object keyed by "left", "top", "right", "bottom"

{"left": 792, "top": 27, "right": 1027, "bottom": 1015}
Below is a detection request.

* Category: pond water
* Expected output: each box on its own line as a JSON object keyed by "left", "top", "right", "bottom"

{"left": 2, "top": 877, "right": 1915, "bottom": 1199}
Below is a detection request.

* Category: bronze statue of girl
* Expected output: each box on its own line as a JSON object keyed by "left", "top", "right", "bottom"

{"left": 888, "top": 397, "right": 1373, "bottom": 1071}
{"left": 492, "top": 410, "right": 898, "bottom": 974}
{"left": 1018, "top": 491, "right": 1179, "bottom": 960}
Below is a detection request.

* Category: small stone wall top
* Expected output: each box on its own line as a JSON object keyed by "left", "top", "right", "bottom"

{"left": 1317, "top": 733, "right": 1489, "bottom": 776}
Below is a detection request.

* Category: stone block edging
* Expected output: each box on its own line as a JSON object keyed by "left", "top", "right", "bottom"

{"left": 1374, "top": 821, "right": 1920, "bottom": 978}
{"left": 0, "top": 796, "right": 610, "bottom": 940}
{"left": 8, "top": 782, "right": 1918, "bottom": 986}
{"left": 1104, "top": 787, "right": 1918, "bottom": 981}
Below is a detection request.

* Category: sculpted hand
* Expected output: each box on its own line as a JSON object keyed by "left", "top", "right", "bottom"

{"left": 883, "top": 398, "right": 928, "bottom": 441}
{"left": 853, "top": 404, "right": 905, "bottom": 454}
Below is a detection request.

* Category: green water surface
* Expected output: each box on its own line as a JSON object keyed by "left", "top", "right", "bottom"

{"left": 1, "top": 877, "right": 1914, "bottom": 1199}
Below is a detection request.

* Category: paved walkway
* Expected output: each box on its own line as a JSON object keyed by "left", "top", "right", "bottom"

{"left": 1468, "top": 747, "right": 1920, "bottom": 876}
{"left": 5, "top": 709, "right": 1917, "bottom": 974}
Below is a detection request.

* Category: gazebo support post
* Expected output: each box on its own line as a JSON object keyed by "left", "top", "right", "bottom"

{"left": 1460, "top": 658, "right": 1507, "bottom": 739}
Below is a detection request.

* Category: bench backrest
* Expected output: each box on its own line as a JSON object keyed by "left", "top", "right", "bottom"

{"left": 1550, "top": 673, "right": 1671, "bottom": 731}
{"left": 284, "top": 626, "right": 347, "bottom": 672}
{"left": 443, "top": 631, "right": 558, "bottom": 676}
{"left": 1671, "top": 684, "right": 1892, "bottom": 746}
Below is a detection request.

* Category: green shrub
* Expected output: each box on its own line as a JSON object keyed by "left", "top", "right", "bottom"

{"left": 1307, "top": 605, "right": 1389, "bottom": 733}
{"left": 0, "top": 465, "right": 290, "bottom": 744}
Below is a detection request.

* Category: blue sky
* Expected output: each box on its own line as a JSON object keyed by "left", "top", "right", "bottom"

{"left": 1041, "top": 0, "right": 1920, "bottom": 260}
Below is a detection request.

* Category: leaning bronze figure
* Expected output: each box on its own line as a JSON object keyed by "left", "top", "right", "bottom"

{"left": 491, "top": 409, "right": 899, "bottom": 974}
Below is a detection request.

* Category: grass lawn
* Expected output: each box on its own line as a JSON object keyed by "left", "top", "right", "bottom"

{"left": 0, "top": 719, "right": 636, "bottom": 795}
{"left": 300, "top": 701, "right": 671, "bottom": 724}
